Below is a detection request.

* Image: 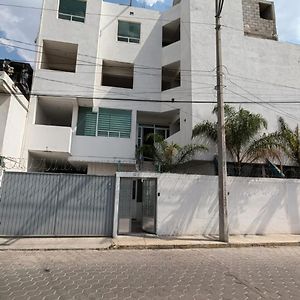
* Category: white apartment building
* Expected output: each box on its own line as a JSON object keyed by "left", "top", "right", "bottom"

{"left": 1, "top": 0, "right": 300, "bottom": 175}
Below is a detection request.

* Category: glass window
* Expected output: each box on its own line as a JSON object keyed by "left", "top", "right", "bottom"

{"left": 58, "top": 0, "right": 87, "bottom": 23}
{"left": 76, "top": 107, "right": 132, "bottom": 138}
{"left": 98, "top": 108, "right": 132, "bottom": 138}
{"left": 118, "top": 21, "right": 141, "bottom": 43}
{"left": 76, "top": 107, "right": 97, "bottom": 136}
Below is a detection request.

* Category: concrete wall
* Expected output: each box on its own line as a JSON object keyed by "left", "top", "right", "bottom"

{"left": 32, "top": 0, "right": 102, "bottom": 97}
{"left": 115, "top": 172, "right": 300, "bottom": 236}
{"left": 189, "top": 0, "right": 300, "bottom": 163}
{"left": 0, "top": 72, "right": 28, "bottom": 163}
{"left": 88, "top": 163, "right": 136, "bottom": 176}
{"left": 157, "top": 174, "right": 300, "bottom": 235}
{"left": 28, "top": 125, "right": 72, "bottom": 153}
{"left": 0, "top": 95, "right": 10, "bottom": 154}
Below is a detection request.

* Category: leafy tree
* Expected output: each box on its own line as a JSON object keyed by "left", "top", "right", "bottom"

{"left": 192, "top": 105, "right": 280, "bottom": 176}
{"left": 138, "top": 133, "right": 207, "bottom": 172}
{"left": 275, "top": 117, "right": 300, "bottom": 166}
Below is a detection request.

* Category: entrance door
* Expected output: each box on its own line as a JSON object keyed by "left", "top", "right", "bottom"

{"left": 142, "top": 178, "right": 157, "bottom": 234}
{"left": 118, "top": 178, "right": 132, "bottom": 234}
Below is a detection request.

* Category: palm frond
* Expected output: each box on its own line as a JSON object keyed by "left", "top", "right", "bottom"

{"left": 175, "top": 144, "right": 208, "bottom": 165}
{"left": 275, "top": 117, "right": 300, "bottom": 166}
{"left": 192, "top": 121, "right": 217, "bottom": 141}
{"left": 243, "top": 134, "right": 282, "bottom": 164}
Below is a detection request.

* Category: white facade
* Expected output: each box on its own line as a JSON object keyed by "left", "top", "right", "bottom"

{"left": 0, "top": 71, "right": 28, "bottom": 169}
{"left": 4, "top": 0, "right": 300, "bottom": 174}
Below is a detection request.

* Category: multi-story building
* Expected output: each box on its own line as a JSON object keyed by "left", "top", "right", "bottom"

{"left": 0, "top": 60, "right": 32, "bottom": 171}
{"left": 2, "top": 0, "right": 300, "bottom": 175}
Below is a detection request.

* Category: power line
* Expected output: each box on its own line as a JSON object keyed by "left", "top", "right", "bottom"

{"left": 0, "top": 38, "right": 215, "bottom": 76}
{"left": 3, "top": 36, "right": 300, "bottom": 93}
{"left": 223, "top": 67, "right": 300, "bottom": 92}
{"left": 225, "top": 77, "right": 300, "bottom": 121}
{"left": 0, "top": 2, "right": 215, "bottom": 26}
{"left": 3, "top": 90, "right": 300, "bottom": 105}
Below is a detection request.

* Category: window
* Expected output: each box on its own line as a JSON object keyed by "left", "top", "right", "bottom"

{"left": 76, "top": 107, "right": 132, "bottom": 138}
{"left": 138, "top": 124, "right": 170, "bottom": 148}
{"left": 58, "top": 0, "right": 87, "bottom": 23}
{"left": 162, "top": 19, "right": 180, "bottom": 47}
{"left": 259, "top": 2, "right": 274, "bottom": 20}
{"left": 102, "top": 60, "right": 134, "bottom": 89}
{"left": 41, "top": 40, "right": 78, "bottom": 73}
{"left": 76, "top": 107, "right": 97, "bottom": 136}
{"left": 118, "top": 21, "right": 141, "bottom": 43}
{"left": 162, "top": 61, "right": 181, "bottom": 91}
{"left": 98, "top": 108, "right": 132, "bottom": 138}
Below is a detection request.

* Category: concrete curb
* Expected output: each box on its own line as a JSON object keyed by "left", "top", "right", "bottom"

{"left": 112, "top": 242, "right": 300, "bottom": 250}
{"left": 2, "top": 242, "right": 299, "bottom": 251}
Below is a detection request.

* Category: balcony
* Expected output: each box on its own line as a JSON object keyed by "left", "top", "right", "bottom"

{"left": 28, "top": 125, "right": 72, "bottom": 154}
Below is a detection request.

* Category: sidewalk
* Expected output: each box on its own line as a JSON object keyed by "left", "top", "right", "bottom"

{"left": 0, "top": 234, "right": 300, "bottom": 251}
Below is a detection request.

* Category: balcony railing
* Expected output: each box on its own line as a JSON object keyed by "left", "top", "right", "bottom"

{"left": 58, "top": 12, "right": 85, "bottom": 23}
{"left": 117, "top": 35, "right": 140, "bottom": 44}
{"left": 28, "top": 125, "right": 72, "bottom": 154}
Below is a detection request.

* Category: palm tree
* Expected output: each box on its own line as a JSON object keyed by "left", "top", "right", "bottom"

{"left": 192, "top": 105, "right": 280, "bottom": 176}
{"left": 138, "top": 133, "right": 207, "bottom": 172}
{"left": 275, "top": 117, "right": 300, "bottom": 166}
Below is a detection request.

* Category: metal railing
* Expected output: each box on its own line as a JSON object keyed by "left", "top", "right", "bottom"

{"left": 98, "top": 130, "right": 130, "bottom": 138}
{"left": 58, "top": 12, "right": 85, "bottom": 23}
{"left": 117, "top": 35, "right": 140, "bottom": 44}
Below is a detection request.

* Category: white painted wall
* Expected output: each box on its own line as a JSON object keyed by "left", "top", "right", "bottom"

{"left": 189, "top": 0, "right": 300, "bottom": 162}
{"left": 157, "top": 173, "right": 300, "bottom": 235}
{"left": 28, "top": 125, "right": 72, "bottom": 153}
{"left": 32, "top": 0, "right": 102, "bottom": 97}
{"left": 0, "top": 72, "right": 28, "bottom": 164}
{"left": 115, "top": 172, "right": 300, "bottom": 236}
{"left": 0, "top": 95, "right": 10, "bottom": 154}
{"left": 88, "top": 163, "right": 135, "bottom": 176}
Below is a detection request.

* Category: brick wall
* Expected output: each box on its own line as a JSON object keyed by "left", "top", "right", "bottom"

{"left": 242, "top": 0, "right": 277, "bottom": 40}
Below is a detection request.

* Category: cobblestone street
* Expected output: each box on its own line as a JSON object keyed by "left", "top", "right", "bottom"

{"left": 0, "top": 247, "right": 300, "bottom": 300}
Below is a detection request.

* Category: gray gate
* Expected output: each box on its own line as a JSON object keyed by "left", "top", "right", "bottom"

{"left": 0, "top": 172, "right": 115, "bottom": 236}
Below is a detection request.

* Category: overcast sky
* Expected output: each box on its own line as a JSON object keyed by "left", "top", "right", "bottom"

{"left": 0, "top": 0, "right": 299, "bottom": 63}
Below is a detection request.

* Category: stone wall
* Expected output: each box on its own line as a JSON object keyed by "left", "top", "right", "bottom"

{"left": 242, "top": 0, "right": 277, "bottom": 40}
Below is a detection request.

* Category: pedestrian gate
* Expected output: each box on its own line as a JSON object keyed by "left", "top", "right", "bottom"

{"left": 0, "top": 172, "right": 115, "bottom": 236}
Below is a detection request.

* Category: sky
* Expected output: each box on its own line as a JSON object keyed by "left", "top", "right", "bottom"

{"left": 0, "top": 0, "right": 299, "bottom": 64}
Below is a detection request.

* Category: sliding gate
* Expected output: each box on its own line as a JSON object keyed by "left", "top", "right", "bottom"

{"left": 0, "top": 172, "right": 115, "bottom": 236}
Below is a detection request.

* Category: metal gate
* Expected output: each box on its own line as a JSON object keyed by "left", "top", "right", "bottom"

{"left": 0, "top": 172, "right": 115, "bottom": 236}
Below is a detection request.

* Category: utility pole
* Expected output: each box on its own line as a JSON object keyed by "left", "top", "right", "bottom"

{"left": 215, "top": 0, "right": 229, "bottom": 242}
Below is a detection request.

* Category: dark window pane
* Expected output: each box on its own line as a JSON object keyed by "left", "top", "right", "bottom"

{"left": 58, "top": 13, "right": 71, "bottom": 20}
{"left": 76, "top": 107, "right": 97, "bottom": 136}
{"left": 59, "top": 0, "right": 86, "bottom": 22}
{"left": 118, "top": 21, "right": 140, "bottom": 43}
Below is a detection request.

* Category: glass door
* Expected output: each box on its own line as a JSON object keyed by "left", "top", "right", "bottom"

{"left": 142, "top": 178, "right": 157, "bottom": 234}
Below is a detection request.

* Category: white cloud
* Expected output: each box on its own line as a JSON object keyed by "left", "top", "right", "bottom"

{"left": 274, "top": 0, "right": 300, "bottom": 44}
{"left": 136, "top": 0, "right": 165, "bottom": 7}
{"left": 0, "top": 0, "right": 43, "bottom": 62}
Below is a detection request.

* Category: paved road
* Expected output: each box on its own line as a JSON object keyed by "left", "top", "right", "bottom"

{"left": 0, "top": 247, "right": 299, "bottom": 300}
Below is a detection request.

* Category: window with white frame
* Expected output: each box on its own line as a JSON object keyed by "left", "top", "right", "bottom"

{"left": 58, "top": 0, "right": 87, "bottom": 23}
{"left": 118, "top": 20, "right": 141, "bottom": 43}
{"left": 76, "top": 107, "right": 132, "bottom": 138}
